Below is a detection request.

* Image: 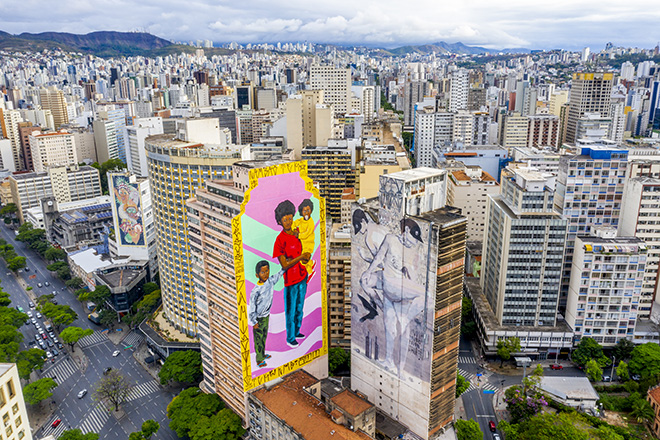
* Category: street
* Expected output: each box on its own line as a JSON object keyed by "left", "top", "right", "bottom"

{"left": 0, "top": 224, "right": 179, "bottom": 439}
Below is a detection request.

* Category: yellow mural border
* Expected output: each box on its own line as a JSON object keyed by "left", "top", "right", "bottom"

{"left": 232, "top": 160, "right": 328, "bottom": 392}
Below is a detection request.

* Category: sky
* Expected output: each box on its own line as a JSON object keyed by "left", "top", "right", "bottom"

{"left": 1, "top": 0, "right": 660, "bottom": 51}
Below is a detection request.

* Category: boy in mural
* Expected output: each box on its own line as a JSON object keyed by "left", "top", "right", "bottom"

{"left": 248, "top": 260, "right": 284, "bottom": 368}
{"left": 273, "top": 200, "right": 311, "bottom": 348}
{"left": 292, "top": 199, "right": 316, "bottom": 279}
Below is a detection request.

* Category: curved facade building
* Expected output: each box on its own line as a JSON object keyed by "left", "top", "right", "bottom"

{"left": 145, "top": 133, "right": 245, "bottom": 336}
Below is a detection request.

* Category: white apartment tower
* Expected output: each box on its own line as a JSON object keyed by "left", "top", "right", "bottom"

{"left": 449, "top": 69, "right": 469, "bottom": 112}
{"left": 126, "top": 117, "right": 164, "bottom": 177}
{"left": 310, "top": 64, "right": 351, "bottom": 116}
{"left": 447, "top": 165, "right": 500, "bottom": 240}
{"left": 29, "top": 130, "right": 78, "bottom": 172}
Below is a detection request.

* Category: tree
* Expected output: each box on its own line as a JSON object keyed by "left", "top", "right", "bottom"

{"left": 36, "top": 294, "right": 55, "bottom": 308}
{"left": 6, "top": 256, "right": 26, "bottom": 272}
{"left": 630, "top": 398, "right": 655, "bottom": 423}
{"left": 456, "top": 373, "right": 470, "bottom": 397}
{"left": 59, "top": 429, "right": 99, "bottom": 440}
{"left": 44, "top": 247, "right": 67, "bottom": 262}
{"left": 629, "top": 343, "right": 660, "bottom": 380}
{"left": 98, "top": 310, "right": 116, "bottom": 328}
{"left": 586, "top": 359, "right": 603, "bottom": 382}
{"left": 159, "top": 350, "right": 203, "bottom": 385}
{"left": 87, "top": 285, "right": 111, "bottom": 309}
{"left": 140, "top": 420, "right": 159, "bottom": 439}
{"left": 41, "top": 303, "right": 77, "bottom": 330}
{"left": 497, "top": 337, "right": 521, "bottom": 367}
{"left": 66, "top": 278, "right": 83, "bottom": 289}
{"left": 0, "top": 203, "right": 18, "bottom": 217}
{"left": 522, "top": 363, "right": 544, "bottom": 395}
{"left": 499, "top": 412, "right": 590, "bottom": 440}
{"left": 461, "top": 297, "right": 477, "bottom": 338}
{"left": 92, "top": 159, "right": 127, "bottom": 194}
{"left": 23, "top": 377, "right": 57, "bottom": 405}
{"left": 0, "top": 291, "right": 11, "bottom": 307}
{"left": 328, "top": 347, "right": 350, "bottom": 375}
{"left": 16, "top": 348, "right": 46, "bottom": 380}
{"left": 504, "top": 384, "right": 548, "bottom": 423}
{"left": 0, "top": 307, "right": 29, "bottom": 328}
{"left": 612, "top": 338, "right": 635, "bottom": 361}
{"left": 93, "top": 370, "right": 131, "bottom": 411}
{"left": 143, "top": 282, "right": 159, "bottom": 296}
{"left": 167, "top": 387, "right": 224, "bottom": 438}
{"left": 188, "top": 409, "right": 245, "bottom": 440}
{"left": 60, "top": 327, "right": 94, "bottom": 352}
{"left": 616, "top": 361, "right": 629, "bottom": 382}
{"left": 572, "top": 337, "right": 607, "bottom": 367}
{"left": 455, "top": 419, "right": 483, "bottom": 440}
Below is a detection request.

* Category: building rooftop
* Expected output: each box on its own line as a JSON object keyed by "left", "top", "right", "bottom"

{"left": 415, "top": 206, "right": 466, "bottom": 226}
{"left": 251, "top": 370, "right": 371, "bottom": 440}
{"left": 234, "top": 159, "right": 291, "bottom": 169}
{"left": 648, "top": 385, "right": 660, "bottom": 404}
{"left": 331, "top": 389, "right": 374, "bottom": 417}
{"left": 385, "top": 167, "right": 444, "bottom": 182}
{"left": 450, "top": 170, "right": 497, "bottom": 183}
{"left": 68, "top": 248, "right": 115, "bottom": 274}
{"left": 538, "top": 377, "right": 599, "bottom": 401}
{"left": 96, "top": 261, "right": 148, "bottom": 289}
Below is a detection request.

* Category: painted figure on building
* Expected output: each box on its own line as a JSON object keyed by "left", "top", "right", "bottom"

{"left": 292, "top": 199, "right": 316, "bottom": 280}
{"left": 248, "top": 260, "right": 284, "bottom": 368}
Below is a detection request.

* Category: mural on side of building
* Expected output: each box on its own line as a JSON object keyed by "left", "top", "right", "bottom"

{"left": 233, "top": 161, "right": 328, "bottom": 391}
{"left": 110, "top": 175, "right": 144, "bottom": 247}
{"left": 351, "top": 200, "right": 435, "bottom": 384}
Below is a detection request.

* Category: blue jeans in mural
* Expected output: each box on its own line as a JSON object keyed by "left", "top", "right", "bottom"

{"left": 284, "top": 276, "right": 308, "bottom": 345}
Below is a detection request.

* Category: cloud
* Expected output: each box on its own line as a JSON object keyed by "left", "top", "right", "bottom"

{"left": 0, "top": 0, "right": 658, "bottom": 50}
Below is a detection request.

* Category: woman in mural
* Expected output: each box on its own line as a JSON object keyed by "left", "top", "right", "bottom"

{"left": 273, "top": 200, "right": 311, "bottom": 348}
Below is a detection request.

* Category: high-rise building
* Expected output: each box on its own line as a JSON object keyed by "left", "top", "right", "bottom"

{"left": 328, "top": 223, "right": 352, "bottom": 349}
{"left": 126, "top": 117, "right": 164, "bottom": 177}
{"left": 566, "top": 231, "right": 646, "bottom": 346}
{"left": 39, "top": 87, "right": 69, "bottom": 129}
{"left": 565, "top": 73, "right": 614, "bottom": 145}
{"left": 481, "top": 167, "right": 567, "bottom": 326}
{"left": 447, "top": 165, "right": 500, "bottom": 241}
{"left": 575, "top": 113, "right": 611, "bottom": 143}
{"left": 310, "top": 64, "right": 351, "bottom": 116}
{"left": 0, "top": 363, "right": 33, "bottom": 440}
{"left": 145, "top": 132, "right": 245, "bottom": 336}
{"left": 96, "top": 108, "right": 128, "bottom": 163}
{"left": 29, "top": 130, "right": 78, "bottom": 172}
{"left": 527, "top": 114, "right": 560, "bottom": 148}
{"left": 18, "top": 122, "right": 39, "bottom": 171}
{"left": 502, "top": 114, "right": 529, "bottom": 148}
{"left": 403, "top": 80, "right": 429, "bottom": 126}
{"left": 452, "top": 111, "right": 474, "bottom": 144}
{"left": 0, "top": 108, "right": 23, "bottom": 171}
{"left": 286, "top": 91, "right": 333, "bottom": 160}
{"left": 555, "top": 145, "right": 629, "bottom": 311}
{"left": 619, "top": 178, "right": 660, "bottom": 319}
{"left": 472, "top": 111, "right": 491, "bottom": 146}
{"left": 413, "top": 107, "right": 453, "bottom": 168}
{"left": 449, "top": 69, "right": 469, "bottom": 112}
{"left": 351, "top": 168, "right": 460, "bottom": 439}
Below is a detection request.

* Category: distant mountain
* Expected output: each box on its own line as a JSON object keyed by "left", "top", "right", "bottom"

{"left": 386, "top": 41, "right": 530, "bottom": 56}
{"left": 0, "top": 30, "right": 172, "bottom": 57}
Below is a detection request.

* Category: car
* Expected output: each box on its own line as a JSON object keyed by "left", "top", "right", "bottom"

{"left": 602, "top": 375, "right": 612, "bottom": 382}
{"left": 549, "top": 364, "right": 564, "bottom": 370}
{"left": 493, "top": 434, "right": 501, "bottom": 440}
{"left": 53, "top": 337, "right": 59, "bottom": 344}
{"left": 45, "top": 281, "right": 50, "bottom": 286}
{"left": 52, "top": 299, "right": 58, "bottom": 305}
{"left": 34, "top": 334, "right": 40, "bottom": 341}
{"left": 112, "top": 350, "right": 120, "bottom": 357}
{"left": 5, "top": 272, "right": 10, "bottom": 276}
{"left": 36, "top": 312, "right": 42, "bottom": 319}
{"left": 28, "top": 301, "right": 34, "bottom": 309}
{"left": 24, "top": 267, "right": 29, "bottom": 272}
{"left": 37, "top": 283, "right": 42, "bottom": 288}
{"left": 45, "top": 325, "right": 53, "bottom": 332}
{"left": 46, "top": 351, "right": 52, "bottom": 359}
{"left": 16, "top": 306, "right": 24, "bottom": 313}
{"left": 41, "top": 333, "right": 47, "bottom": 339}
{"left": 489, "top": 421, "right": 496, "bottom": 432}
{"left": 103, "top": 367, "right": 112, "bottom": 375}
{"left": 77, "top": 389, "right": 87, "bottom": 399}
{"left": 47, "top": 340, "right": 53, "bottom": 347}
{"left": 38, "top": 341, "right": 45, "bottom": 349}
{"left": 632, "top": 374, "right": 641, "bottom": 381}
{"left": 52, "top": 348, "right": 58, "bottom": 356}
{"left": 48, "top": 332, "right": 55, "bottom": 339}
{"left": 52, "top": 291, "right": 57, "bottom": 295}
{"left": 27, "top": 311, "right": 33, "bottom": 318}
{"left": 56, "top": 343, "right": 64, "bottom": 349}
{"left": 30, "top": 318, "right": 37, "bottom": 325}
{"left": 51, "top": 419, "right": 61, "bottom": 428}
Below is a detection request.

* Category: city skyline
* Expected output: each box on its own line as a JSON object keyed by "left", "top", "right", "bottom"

{"left": 1, "top": 0, "right": 659, "bottom": 51}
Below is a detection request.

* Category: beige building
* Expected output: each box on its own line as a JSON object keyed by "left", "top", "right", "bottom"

{"left": 39, "top": 87, "right": 69, "bottom": 129}
{"left": 648, "top": 385, "right": 660, "bottom": 439}
{"left": 0, "top": 108, "right": 23, "bottom": 171}
{"left": 286, "top": 90, "right": 333, "bottom": 160}
{"left": 452, "top": 110, "right": 474, "bottom": 144}
{"left": 328, "top": 223, "right": 352, "bottom": 349}
{"left": 527, "top": 114, "right": 560, "bottom": 148}
{"left": 565, "top": 73, "right": 614, "bottom": 145}
{"left": 310, "top": 64, "right": 351, "bottom": 116}
{"left": 29, "top": 130, "right": 78, "bottom": 172}
{"left": 447, "top": 165, "right": 500, "bottom": 241}
{"left": 0, "top": 180, "right": 13, "bottom": 206}
{"left": 0, "top": 364, "right": 33, "bottom": 440}
{"left": 548, "top": 90, "right": 569, "bottom": 117}
{"left": 502, "top": 113, "right": 529, "bottom": 148}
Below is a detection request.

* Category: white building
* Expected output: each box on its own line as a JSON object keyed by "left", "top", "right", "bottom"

{"left": 0, "top": 364, "right": 33, "bottom": 440}
{"left": 449, "top": 69, "right": 469, "bottom": 112}
{"left": 310, "top": 64, "right": 351, "bottom": 116}
{"left": 29, "top": 130, "right": 78, "bottom": 172}
{"left": 126, "top": 117, "right": 164, "bottom": 177}
{"left": 413, "top": 107, "right": 453, "bottom": 168}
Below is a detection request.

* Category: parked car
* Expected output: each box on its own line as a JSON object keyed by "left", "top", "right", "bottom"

{"left": 493, "top": 434, "right": 501, "bottom": 440}
{"left": 27, "top": 311, "right": 33, "bottom": 318}
{"left": 489, "top": 421, "right": 496, "bottom": 432}
{"left": 549, "top": 364, "right": 564, "bottom": 370}
{"left": 16, "top": 306, "right": 24, "bottom": 313}
{"left": 24, "top": 266, "right": 29, "bottom": 272}
{"left": 45, "top": 281, "right": 50, "bottom": 286}
{"left": 38, "top": 341, "right": 45, "bottom": 349}
{"left": 36, "top": 312, "right": 42, "bottom": 319}
{"left": 30, "top": 318, "right": 37, "bottom": 325}
{"left": 51, "top": 419, "right": 61, "bottom": 428}
{"left": 34, "top": 334, "right": 40, "bottom": 342}
{"left": 77, "top": 389, "right": 87, "bottom": 399}
{"left": 52, "top": 348, "right": 58, "bottom": 356}
{"left": 52, "top": 337, "right": 59, "bottom": 344}
{"left": 41, "top": 333, "right": 47, "bottom": 339}
{"left": 46, "top": 351, "right": 52, "bottom": 359}
{"left": 56, "top": 343, "right": 64, "bottom": 350}
{"left": 602, "top": 375, "right": 612, "bottom": 382}
{"left": 47, "top": 340, "right": 53, "bottom": 347}
{"left": 28, "top": 301, "right": 34, "bottom": 308}
{"left": 52, "top": 299, "right": 58, "bottom": 305}
{"left": 37, "top": 283, "right": 42, "bottom": 288}
{"left": 48, "top": 332, "right": 55, "bottom": 339}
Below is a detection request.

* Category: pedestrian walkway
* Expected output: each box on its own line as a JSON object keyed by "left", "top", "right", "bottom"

{"left": 38, "top": 416, "right": 68, "bottom": 438}
{"left": 125, "top": 379, "right": 161, "bottom": 402}
{"left": 120, "top": 331, "right": 143, "bottom": 348}
{"left": 78, "top": 331, "right": 109, "bottom": 348}
{"left": 458, "top": 368, "right": 499, "bottom": 393}
{"left": 41, "top": 357, "right": 79, "bottom": 383}
{"left": 78, "top": 403, "right": 110, "bottom": 435}
{"left": 458, "top": 356, "right": 477, "bottom": 364}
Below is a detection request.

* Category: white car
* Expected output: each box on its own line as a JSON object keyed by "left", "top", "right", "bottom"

{"left": 77, "top": 389, "right": 87, "bottom": 399}
{"left": 112, "top": 350, "right": 120, "bottom": 357}
{"left": 27, "top": 311, "right": 33, "bottom": 318}
{"left": 36, "top": 312, "right": 42, "bottom": 319}
{"left": 46, "top": 351, "right": 53, "bottom": 359}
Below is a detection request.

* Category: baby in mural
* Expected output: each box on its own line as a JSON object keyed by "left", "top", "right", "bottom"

{"left": 248, "top": 260, "right": 284, "bottom": 368}
{"left": 292, "top": 199, "right": 316, "bottom": 280}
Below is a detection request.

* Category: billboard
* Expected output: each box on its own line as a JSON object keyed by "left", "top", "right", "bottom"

{"left": 351, "top": 187, "right": 435, "bottom": 385}
{"left": 232, "top": 161, "right": 327, "bottom": 391}
{"left": 110, "top": 174, "right": 145, "bottom": 247}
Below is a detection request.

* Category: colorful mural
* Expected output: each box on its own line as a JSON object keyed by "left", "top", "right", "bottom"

{"left": 110, "top": 174, "right": 145, "bottom": 247}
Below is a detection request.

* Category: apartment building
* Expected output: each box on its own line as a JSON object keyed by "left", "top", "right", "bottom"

{"left": 0, "top": 364, "right": 33, "bottom": 440}
{"left": 447, "top": 165, "right": 499, "bottom": 241}
{"left": 29, "top": 130, "right": 78, "bottom": 172}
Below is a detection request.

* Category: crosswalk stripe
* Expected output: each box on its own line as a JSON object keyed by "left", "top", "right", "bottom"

{"left": 458, "top": 356, "right": 477, "bottom": 364}
{"left": 458, "top": 368, "right": 499, "bottom": 393}
{"left": 125, "top": 379, "right": 161, "bottom": 402}
{"left": 39, "top": 417, "right": 68, "bottom": 438}
{"left": 78, "top": 404, "right": 110, "bottom": 435}
{"left": 78, "top": 331, "right": 109, "bottom": 348}
{"left": 41, "top": 357, "right": 79, "bottom": 383}
{"left": 120, "top": 332, "right": 143, "bottom": 347}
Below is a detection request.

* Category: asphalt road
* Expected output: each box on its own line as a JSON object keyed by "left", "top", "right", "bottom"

{"left": 0, "top": 224, "right": 179, "bottom": 439}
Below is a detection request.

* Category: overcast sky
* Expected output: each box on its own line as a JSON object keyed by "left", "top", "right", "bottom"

{"left": 1, "top": 0, "right": 659, "bottom": 50}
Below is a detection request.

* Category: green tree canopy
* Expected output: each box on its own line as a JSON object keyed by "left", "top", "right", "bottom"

{"left": 7, "top": 256, "right": 26, "bottom": 272}
{"left": 92, "top": 159, "right": 127, "bottom": 194}
{"left": 611, "top": 338, "right": 635, "bottom": 361}
{"left": 497, "top": 337, "right": 521, "bottom": 367}
{"left": 167, "top": 387, "right": 224, "bottom": 438}
{"left": 630, "top": 397, "right": 655, "bottom": 423}
{"left": 93, "top": 370, "right": 131, "bottom": 411}
{"left": 572, "top": 337, "right": 607, "bottom": 367}
{"left": 41, "top": 303, "right": 77, "bottom": 330}
{"left": 585, "top": 359, "right": 603, "bottom": 382}
{"left": 66, "top": 277, "right": 84, "bottom": 289}
{"left": 328, "top": 347, "right": 350, "bottom": 375}
{"left": 455, "top": 419, "right": 483, "bottom": 440}
{"left": 188, "top": 409, "right": 245, "bottom": 440}
{"left": 499, "top": 412, "right": 590, "bottom": 440}
{"left": 629, "top": 343, "right": 660, "bottom": 380}
{"left": 159, "top": 350, "right": 203, "bottom": 385}
{"left": 0, "top": 307, "right": 28, "bottom": 328}
{"left": 142, "top": 282, "right": 159, "bottom": 296}
{"left": 59, "top": 429, "right": 99, "bottom": 440}
{"left": 81, "top": 285, "right": 111, "bottom": 309}
{"left": 140, "top": 420, "right": 159, "bottom": 439}
{"left": 456, "top": 373, "right": 470, "bottom": 397}
{"left": 44, "top": 247, "right": 67, "bottom": 262}
{"left": 616, "top": 361, "right": 629, "bottom": 382}
{"left": 60, "top": 327, "right": 94, "bottom": 352}
{"left": 23, "top": 377, "right": 57, "bottom": 405}
{"left": 0, "top": 203, "right": 18, "bottom": 216}
{"left": 16, "top": 348, "right": 46, "bottom": 380}
{"left": 0, "top": 291, "right": 11, "bottom": 307}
